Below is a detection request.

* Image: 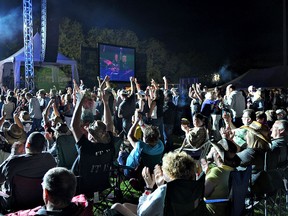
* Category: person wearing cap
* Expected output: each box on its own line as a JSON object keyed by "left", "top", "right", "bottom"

{"left": 135, "top": 90, "right": 148, "bottom": 115}
{"left": 276, "top": 109, "right": 287, "bottom": 120}
{"left": 48, "top": 123, "right": 76, "bottom": 162}
{"left": 71, "top": 76, "right": 116, "bottom": 191}
{"left": 205, "top": 139, "right": 241, "bottom": 216}
{"left": 13, "top": 105, "right": 33, "bottom": 135}
{"left": 236, "top": 121, "right": 271, "bottom": 194}
{"left": 0, "top": 123, "right": 27, "bottom": 164}
{"left": 0, "top": 132, "right": 56, "bottom": 209}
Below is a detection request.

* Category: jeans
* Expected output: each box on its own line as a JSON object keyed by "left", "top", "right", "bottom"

{"left": 31, "top": 118, "right": 43, "bottom": 133}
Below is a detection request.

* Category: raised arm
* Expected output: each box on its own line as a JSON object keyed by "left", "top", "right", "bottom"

{"left": 151, "top": 79, "right": 159, "bottom": 90}
{"left": 193, "top": 83, "right": 203, "bottom": 104}
{"left": 127, "top": 112, "right": 141, "bottom": 148}
{"left": 128, "top": 76, "right": 135, "bottom": 97}
{"left": 146, "top": 87, "right": 153, "bottom": 108}
{"left": 99, "top": 76, "right": 106, "bottom": 91}
{"left": 42, "top": 99, "right": 54, "bottom": 125}
{"left": 163, "top": 76, "right": 168, "bottom": 91}
{"left": 188, "top": 86, "right": 194, "bottom": 99}
{"left": 134, "top": 78, "right": 141, "bottom": 92}
{"left": 73, "top": 79, "right": 80, "bottom": 93}
{"left": 148, "top": 100, "right": 156, "bottom": 118}
{"left": 13, "top": 108, "right": 23, "bottom": 130}
{"left": 102, "top": 77, "right": 113, "bottom": 132}
{"left": 105, "top": 76, "right": 111, "bottom": 90}
{"left": 71, "top": 92, "right": 85, "bottom": 142}
{"left": 52, "top": 101, "right": 61, "bottom": 117}
{"left": 0, "top": 113, "right": 6, "bottom": 129}
{"left": 97, "top": 76, "right": 102, "bottom": 89}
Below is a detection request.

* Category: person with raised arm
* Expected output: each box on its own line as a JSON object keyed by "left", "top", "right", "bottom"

{"left": 118, "top": 77, "right": 136, "bottom": 138}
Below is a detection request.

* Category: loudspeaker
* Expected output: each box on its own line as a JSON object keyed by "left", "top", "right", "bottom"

{"left": 80, "top": 46, "right": 98, "bottom": 87}
{"left": 135, "top": 53, "right": 147, "bottom": 85}
{"left": 44, "top": 2, "right": 59, "bottom": 63}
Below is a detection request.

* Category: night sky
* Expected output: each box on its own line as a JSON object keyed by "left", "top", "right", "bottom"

{"left": 0, "top": 0, "right": 285, "bottom": 73}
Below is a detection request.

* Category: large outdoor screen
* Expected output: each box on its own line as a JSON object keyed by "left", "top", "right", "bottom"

{"left": 98, "top": 43, "right": 135, "bottom": 82}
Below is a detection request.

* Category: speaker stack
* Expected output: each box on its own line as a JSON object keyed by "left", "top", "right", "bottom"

{"left": 44, "top": 1, "right": 59, "bottom": 63}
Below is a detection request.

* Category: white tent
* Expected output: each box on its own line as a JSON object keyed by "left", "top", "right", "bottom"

{"left": 0, "top": 33, "right": 79, "bottom": 89}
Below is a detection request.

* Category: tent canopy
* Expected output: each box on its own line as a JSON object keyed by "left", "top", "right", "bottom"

{"left": 0, "top": 33, "right": 79, "bottom": 89}
{"left": 223, "top": 66, "right": 288, "bottom": 89}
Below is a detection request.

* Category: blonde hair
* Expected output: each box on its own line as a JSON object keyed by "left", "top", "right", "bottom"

{"left": 162, "top": 151, "right": 196, "bottom": 180}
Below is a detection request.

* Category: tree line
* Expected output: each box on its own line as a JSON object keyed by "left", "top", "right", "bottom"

{"left": 58, "top": 17, "right": 222, "bottom": 86}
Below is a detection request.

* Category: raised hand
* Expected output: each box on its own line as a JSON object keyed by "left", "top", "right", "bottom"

{"left": 154, "top": 165, "right": 165, "bottom": 187}
{"left": 220, "top": 127, "right": 235, "bottom": 140}
{"left": 142, "top": 167, "right": 155, "bottom": 189}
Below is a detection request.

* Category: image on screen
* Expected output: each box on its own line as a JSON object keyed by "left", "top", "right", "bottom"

{"left": 98, "top": 43, "right": 135, "bottom": 82}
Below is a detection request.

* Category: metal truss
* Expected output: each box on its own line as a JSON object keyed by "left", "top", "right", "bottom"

{"left": 40, "top": 0, "right": 47, "bottom": 62}
{"left": 23, "top": 0, "right": 34, "bottom": 91}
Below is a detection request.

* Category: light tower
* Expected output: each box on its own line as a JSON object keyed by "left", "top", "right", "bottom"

{"left": 23, "top": 0, "right": 34, "bottom": 91}
{"left": 23, "top": 0, "right": 47, "bottom": 91}
{"left": 40, "top": 0, "right": 47, "bottom": 62}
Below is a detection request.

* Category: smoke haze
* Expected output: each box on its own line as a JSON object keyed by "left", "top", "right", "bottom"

{"left": 0, "top": 7, "right": 22, "bottom": 42}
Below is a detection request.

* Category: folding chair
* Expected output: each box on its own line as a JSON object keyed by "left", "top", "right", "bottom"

{"left": 205, "top": 165, "right": 252, "bottom": 216}
{"left": 163, "top": 172, "right": 207, "bottom": 216}
{"left": 56, "top": 135, "right": 78, "bottom": 169}
{"left": 111, "top": 150, "right": 164, "bottom": 202}
{"left": 72, "top": 142, "right": 117, "bottom": 213}
{"left": 9, "top": 175, "right": 44, "bottom": 212}
{"left": 253, "top": 149, "right": 288, "bottom": 216}
{"left": 112, "top": 162, "right": 137, "bottom": 202}
{"left": 126, "top": 152, "right": 163, "bottom": 192}
{"left": 181, "top": 138, "right": 212, "bottom": 160}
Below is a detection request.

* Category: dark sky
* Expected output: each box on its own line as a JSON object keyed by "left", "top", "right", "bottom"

{"left": 0, "top": 0, "right": 285, "bottom": 71}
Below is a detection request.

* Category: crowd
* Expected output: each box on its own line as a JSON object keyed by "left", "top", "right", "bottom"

{"left": 0, "top": 75, "right": 287, "bottom": 215}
